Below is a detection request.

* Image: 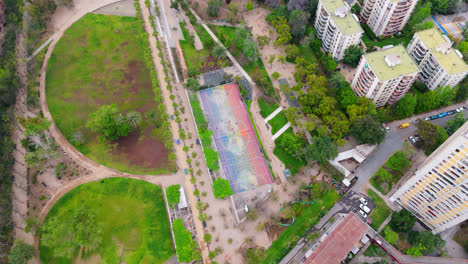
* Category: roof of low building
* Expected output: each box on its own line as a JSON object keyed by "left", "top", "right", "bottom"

{"left": 321, "top": 0, "right": 363, "bottom": 36}
{"left": 415, "top": 28, "right": 468, "bottom": 75}
{"left": 304, "top": 213, "right": 370, "bottom": 264}
{"left": 364, "top": 45, "right": 420, "bottom": 81}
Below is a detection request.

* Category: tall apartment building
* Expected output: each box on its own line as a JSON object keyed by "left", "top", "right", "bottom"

{"left": 406, "top": 28, "right": 468, "bottom": 90}
{"left": 390, "top": 122, "right": 468, "bottom": 233}
{"left": 350, "top": 45, "right": 419, "bottom": 107}
{"left": 361, "top": 0, "right": 418, "bottom": 36}
{"left": 314, "top": 0, "right": 363, "bottom": 60}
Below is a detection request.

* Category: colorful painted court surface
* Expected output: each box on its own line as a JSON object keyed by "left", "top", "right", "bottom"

{"left": 199, "top": 83, "right": 273, "bottom": 193}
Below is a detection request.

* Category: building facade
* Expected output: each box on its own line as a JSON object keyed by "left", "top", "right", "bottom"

{"left": 350, "top": 45, "right": 419, "bottom": 107}
{"left": 407, "top": 28, "right": 468, "bottom": 90}
{"left": 390, "top": 122, "right": 468, "bottom": 233}
{"left": 314, "top": 0, "right": 363, "bottom": 60}
{"left": 361, "top": 0, "right": 418, "bottom": 36}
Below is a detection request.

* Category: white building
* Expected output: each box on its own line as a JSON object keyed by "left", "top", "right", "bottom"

{"left": 351, "top": 45, "right": 420, "bottom": 107}
{"left": 361, "top": 0, "right": 418, "bottom": 36}
{"left": 407, "top": 28, "right": 468, "bottom": 90}
{"left": 390, "top": 122, "right": 468, "bottom": 233}
{"left": 314, "top": 0, "right": 363, "bottom": 60}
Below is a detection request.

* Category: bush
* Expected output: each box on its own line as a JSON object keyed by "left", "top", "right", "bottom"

{"left": 389, "top": 209, "right": 416, "bottom": 232}
{"left": 245, "top": 1, "right": 254, "bottom": 10}
{"left": 8, "top": 242, "right": 34, "bottom": 264}
{"left": 207, "top": 0, "right": 222, "bottom": 17}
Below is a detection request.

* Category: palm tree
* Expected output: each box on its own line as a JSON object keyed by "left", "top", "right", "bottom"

{"left": 126, "top": 111, "right": 142, "bottom": 129}
{"left": 212, "top": 45, "right": 227, "bottom": 59}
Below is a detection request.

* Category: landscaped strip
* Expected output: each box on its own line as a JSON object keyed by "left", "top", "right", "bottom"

{"left": 172, "top": 218, "right": 198, "bottom": 263}
{"left": 261, "top": 189, "right": 340, "bottom": 263}
{"left": 258, "top": 98, "right": 279, "bottom": 118}
{"left": 368, "top": 189, "right": 392, "bottom": 230}
{"left": 370, "top": 150, "right": 412, "bottom": 195}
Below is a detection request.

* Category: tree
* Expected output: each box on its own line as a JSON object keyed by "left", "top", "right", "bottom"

{"left": 207, "top": 0, "right": 222, "bottom": 17}
{"left": 172, "top": 218, "right": 197, "bottom": 262}
{"left": 416, "top": 119, "right": 448, "bottom": 154}
{"left": 41, "top": 205, "right": 103, "bottom": 258}
{"left": 408, "top": 230, "right": 445, "bottom": 254}
{"left": 271, "top": 17, "right": 292, "bottom": 45}
{"left": 288, "top": 10, "right": 310, "bottom": 40}
{"left": 268, "top": 54, "right": 276, "bottom": 67}
{"left": 204, "top": 233, "right": 212, "bottom": 243}
{"left": 277, "top": 132, "right": 303, "bottom": 157}
{"left": 393, "top": 93, "right": 417, "bottom": 119}
{"left": 285, "top": 44, "right": 300, "bottom": 61}
{"left": 350, "top": 115, "right": 385, "bottom": 145}
{"left": 389, "top": 209, "right": 417, "bottom": 232}
{"left": 212, "top": 45, "right": 227, "bottom": 59}
{"left": 427, "top": 0, "right": 456, "bottom": 14}
{"left": 375, "top": 167, "right": 392, "bottom": 182}
{"left": 8, "top": 241, "right": 34, "bottom": 264}
{"left": 407, "top": 243, "right": 425, "bottom": 257}
{"left": 86, "top": 104, "right": 132, "bottom": 140}
{"left": 166, "top": 184, "right": 181, "bottom": 207}
{"left": 257, "top": 35, "right": 270, "bottom": 49}
{"left": 406, "top": 2, "right": 431, "bottom": 33}
{"left": 126, "top": 111, "right": 142, "bottom": 129}
{"left": 445, "top": 112, "right": 466, "bottom": 135}
{"left": 300, "top": 136, "right": 338, "bottom": 165}
{"left": 186, "top": 78, "right": 200, "bottom": 91}
{"left": 383, "top": 227, "right": 398, "bottom": 245}
{"left": 212, "top": 178, "right": 233, "bottom": 199}
{"left": 245, "top": 1, "right": 254, "bottom": 10}
{"left": 226, "top": 2, "right": 241, "bottom": 23}
{"left": 386, "top": 151, "right": 411, "bottom": 173}
{"left": 343, "top": 45, "right": 363, "bottom": 67}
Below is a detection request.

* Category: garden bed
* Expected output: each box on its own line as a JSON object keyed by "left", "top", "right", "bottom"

{"left": 370, "top": 150, "right": 412, "bottom": 195}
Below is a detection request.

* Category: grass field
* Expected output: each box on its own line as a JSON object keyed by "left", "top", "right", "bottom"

{"left": 40, "top": 178, "right": 173, "bottom": 264}
{"left": 368, "top": 189, "right": 392, "bottom": 230}
{"left": 261, "top": 190, "right": 340, "bottom": 263}
{"left": 362, "top": 33, "right": 412, "bottom": 49}
{"left": 258, "top": 98, "right": 278, "bottom": 118}
{"left": 268, "top": 112, "right": 288, "bottom": 134}
{"left": 208, "top": 25, "right": 277, "bottom": 99}
{"left": 46, "top": 14, "right": 174, "bottom": 174}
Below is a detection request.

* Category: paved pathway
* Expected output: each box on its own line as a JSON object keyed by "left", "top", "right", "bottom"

{"left": 264, "top": 106, "right": 283, "bottom": 123}
{"left": 272, "top": 122, "right": 291, "bottom": 140}
{"left": 367, "top": 184, "right": 400, "bottom": 212}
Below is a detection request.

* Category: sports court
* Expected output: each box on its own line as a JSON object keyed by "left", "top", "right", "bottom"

{"left": 199, "top": 83, "right": 273, "bottom": 193}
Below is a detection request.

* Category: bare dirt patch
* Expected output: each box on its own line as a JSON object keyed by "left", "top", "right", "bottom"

{"left": 113, "top": 127, "right": 170, "bottom": 171}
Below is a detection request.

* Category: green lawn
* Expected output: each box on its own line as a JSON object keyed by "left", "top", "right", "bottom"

{"left": 368, "top": 189, "right": 392, "bottom": 230}
{"left": 40, "top": 178, "right": 174, "bottom": 264}
{"left": 46, "top": 14, "right": 175, "bottom": 174}
{"left": 268, "top": 112, "right": 288, "bottom": 134}
{"left": 208, "top": 25, "right": 278, "bottom": 99}
{"left": 273, "top": 128, "right": 307, "bottom": 176}
{"left": 258, "top": 98, "right": 279, "bottom": 118}
{"left": 362, "top": 33, "right": 412, "bottom": 49}
{"left": 370, "top": 150, "right": 413, "bottom": 195}
{"left": 299, "top": 44, "right": 318, "bottom": 63}
{"left": 261, "top": 190, "right": 340, "bottom": 263}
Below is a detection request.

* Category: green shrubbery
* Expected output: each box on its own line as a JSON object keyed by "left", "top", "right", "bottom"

{"left": 172, "top": 218, "right": 200, "bottom": 262}
{"left": 166, "top": 184, "right": 181, "bottom": 208}
{"left": 371, "top": 150, "right": 412, "bottom": 194}
{"left": 212, "top": 178, "right": 234, "bottom": 199}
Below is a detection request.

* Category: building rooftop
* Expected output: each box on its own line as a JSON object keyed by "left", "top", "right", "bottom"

{"left": 321, "top": 0, "right": 363, "bottom": 36}
{"left": 415, "top": 28, "right": 468, "bottom": 75}
{"left": 304, "top": 213, "right": 370, "bottom": 264}
{"left": 364, "top": 45, "right": 420, "bottom": 81}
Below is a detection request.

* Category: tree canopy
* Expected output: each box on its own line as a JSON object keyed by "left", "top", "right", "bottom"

{"left": 350, "top": 115, "right": 385, "bottom": 145}
{"left": 41, "top": 205, "right": 103, "bottom": 258}
{"left": 408, "top": 230, "right": 445, "bottom": 254}
{"left": 207, "top": 0, "right": 222, "bottom": 17}
{"left": 166, "top": 184, "right": 181, "bottom": 207}
{"left": 86, "top": 104, "right": 141, "bottom": 140}
{"left": 393, "top": 93, "right": 417, "bottom": 119}
{"left": 300, "top": 136, "right": 338, "bottom": 165}
{"left": 8, "top": 242, "right": 34, "bottom": 264}
{"left": 389, "top": 209, "right": 417, "bottom": 232}
{"left": 343, "top": 45, "right": 363, "bottom": 67}
{"left": 212, "top": 178, "right": 234, "bottom": 199}
{"left": 445, "top": 112, "right": 466, "bottom": 135}
{"left": 172, "top": 218, "right": 198, "bottom": 262}
{"left": 288, "top": 10, "right": 310, "bottom": 41}
{"left": 415, "top": 119, "right": 448, "bottom": 154}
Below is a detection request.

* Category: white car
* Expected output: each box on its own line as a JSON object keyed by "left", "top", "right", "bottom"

{"left": 360, "top": 204, "right": 371, "bottom": 213}
{"left": 359, "top": 197, "right": 368, "bottom": 205}
{"left": 456, "top": 107, "right": 464, "bottom": 112}
{"left": 424, "top": 117, "right": 430, "bottom": 121}
{"left": 358, "top": 210, "right": 367, "bottom": 218}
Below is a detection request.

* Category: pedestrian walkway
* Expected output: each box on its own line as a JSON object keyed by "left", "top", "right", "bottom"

{"left": 264, "top": 106, "right": 283, "bottom": 123}
{"left": 272, "top": 122, "right": 291, "bottom": 140}
{"left": 367, "top": 184, "right": 400, "bottom": 212}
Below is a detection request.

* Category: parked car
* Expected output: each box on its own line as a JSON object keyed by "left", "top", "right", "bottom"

{"left": 360, "top": 204, "right": 371, "bottom": 213}
{"left": 438, "top": 112, "right": 448, "bottom": 118}
{"left": 447, "top": 110, "right": 457, "bottom": 115}
{"left": 384, "top": 127, "right": 390, "bottom": 132}
{"left": 430, "top": 115, "right": 439, "bottom": 120}
{"left": 409, "top": 136, "right": 417, "bottom": 144}
{"left": 457, "top": 107, "right": 464, "bottom": 112}
{"left": 399, "top": 123, "right": 410, "bottom": 128}
{"left": 358, "top": 210, "right": 367, "bottom": 218}
{"left": 359, "top": 197, "right": 368, "bottom": 205}
{"left": 424, "top": 117, "right": 430, "bottom": 121}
